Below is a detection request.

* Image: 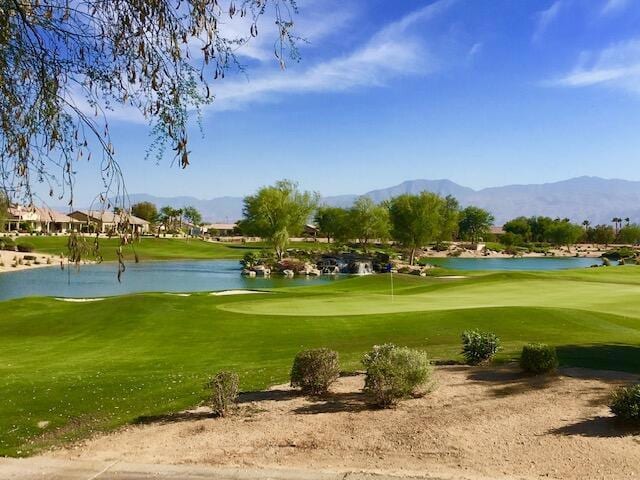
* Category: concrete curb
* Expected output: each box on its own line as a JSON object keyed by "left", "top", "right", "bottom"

{"left": 0, "top": 457, "right": 454, "bottom": 480}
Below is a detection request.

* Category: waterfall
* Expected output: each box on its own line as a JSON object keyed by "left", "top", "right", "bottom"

{"left": 355, "top": 261, "right": 372, "bottom": 275}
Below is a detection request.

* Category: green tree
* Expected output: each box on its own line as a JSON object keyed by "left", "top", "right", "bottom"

{"left": 587, "top": 224, "right": 616, "bottom": 246}
{"left": 182, "top": 206, "right": 202, "bottom": 226}
{"left": 437, "top": 195, "right": 460, "bottom": 246}
{"left": 503, "top": 216, "right": 532, "bottom": 242}
{"left": 1, "top": 1, "right": 299, "bottom": 204}
{"left": 314, "top": 206, "right": 349, "bottom": 244}
{"left": 501, "top": 232, "right": 523, "bottom": 248}
{"left": 131, "top": 202, "right": 158, "bottom": 223}
{"left": 348, "top": 197, "right": 390, "bottom": 252}
{"left": 458, "top": 206, "right": 494, "bottom": 244}
{"left": 159, "top": 206, "right": 181, "bottom": 231}
{"left": 618, "top": 224, "right": 640, "bottom": 245}
{"left": 240, "top": 180, "right": 319, "bottom": 259}
{"left": 529, "top": 216, "right": 554, "bottom": 243}
{"left": 388, "top": 192, "right": 447, "bottom": 265}
{"left": 546, "top": 221, "right": 583, "bottom": 250}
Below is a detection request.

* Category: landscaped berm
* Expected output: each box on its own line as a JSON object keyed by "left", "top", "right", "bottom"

{"left": 1, "top": 267, "right": 640, "bottom": 479}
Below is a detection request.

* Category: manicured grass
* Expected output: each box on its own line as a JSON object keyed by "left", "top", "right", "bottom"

{"left": 20, "top": 236, "right": 256, "bottom": 261}
{"left": 1, "top": 268, "right": 640, "bottom": 456}
{"left": 20, "top": 236, "right": 334, "bottom": 262}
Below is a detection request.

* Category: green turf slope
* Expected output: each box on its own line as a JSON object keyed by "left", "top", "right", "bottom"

{"left": 1, "top": 268, "right": 639, "bottom": 456}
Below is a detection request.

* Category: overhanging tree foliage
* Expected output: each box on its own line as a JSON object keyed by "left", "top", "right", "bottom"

{"left": 0, "top": 191, "right": 9, "bottom": 231}
{"left": 0, "top": 0, "right": 299, "bottom": 206}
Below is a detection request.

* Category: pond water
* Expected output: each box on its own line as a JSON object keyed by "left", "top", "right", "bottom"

{"left": 425, "top": 256, "right": 605, "bottom": 271}
{"left": 0, "top": 257, "right": 609, "bottom": 301}
{"left": 0, "top": 260, "right": 341, "bottom": 301}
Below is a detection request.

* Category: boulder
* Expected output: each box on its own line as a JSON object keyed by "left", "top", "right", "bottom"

{"left": 282, "top": 269, "right": 295, "bottom": 277}
{"left": 253, "top": 265, "right": 271, "bottom": 277}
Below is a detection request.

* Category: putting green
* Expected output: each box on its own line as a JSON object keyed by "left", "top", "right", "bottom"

{"left": 218, "top": 273, "right": 640, "bottom": 318}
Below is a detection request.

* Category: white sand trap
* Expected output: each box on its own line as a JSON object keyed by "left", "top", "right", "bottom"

{"left": 54, "top": 297, "right": 105, "bottom": 302}
{"left": 434, "top": 275, "right": 467, "bottom": 279}
{"left": 163, "top": 293, "right": 191, "bottom": 297}
{"left": 211, "top": 290, "right": 268, "bottom": 296}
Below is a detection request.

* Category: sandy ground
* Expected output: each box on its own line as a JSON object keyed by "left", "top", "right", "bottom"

{"left": 0, "top": 250, "right": 64, "bottom": 274}
{"left": 422, "top": 244, "right": 610, "bottom": 259}
{"left": 43, "top": 365, "right": 640, "bottom": 480}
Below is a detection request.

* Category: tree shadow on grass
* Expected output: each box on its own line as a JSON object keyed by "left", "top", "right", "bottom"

{"left": 466, "top": 365, "right": 556, "bottom": 397}
{"left": 556, "top": 344, "right": 640, "bottom": 378}
{"left": 549, "top": 416, "right": 640, "bottom": 438}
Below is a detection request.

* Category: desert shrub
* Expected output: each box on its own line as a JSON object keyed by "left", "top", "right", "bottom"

{"left": 290, "top": 348, "right": 340, "bottom": 396}
{"left": 520, "top": 343, "right": 558, "bottom": 374}
{"left": 277, "top": 257, "right": 306, "bottom": 274}
{"left": 207, "top": 371, "right": 239, "bottom": 417}
{"left": 602, "top": 257, "right": 611, "bottom": 266}
{"left": 447, "top": 249, "right": 462, "bottom": 257}
{"left": 240, "top": 252, "right": 260, "bottom": 268}
{"left": 461, "top": 330, "right": 500, "bottom": 365}
{"left": 362, "top": 344, "right": 432, "bottom": 407}
{"left": 16, "top": 242, "right": 35, "bottom": 252}
{"left": 609, "top": 384, "right": 640, "bottom": 422}
{"left": 0, "top": 237, "right": 16, "bottom": 251}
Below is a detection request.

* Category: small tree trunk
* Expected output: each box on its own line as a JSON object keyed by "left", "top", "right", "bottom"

{"left": 410, "top": 247, "right": 416, "bottom": 266}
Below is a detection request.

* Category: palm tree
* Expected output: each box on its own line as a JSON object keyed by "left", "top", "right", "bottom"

{"left": 582, "top": 220, "right": 590, "bottom": 231}
{"left": 612, "top": 217, "right": 622, "bottom": 234}
{"left": 625, "top": 217, "right": 630, "bottom": 226}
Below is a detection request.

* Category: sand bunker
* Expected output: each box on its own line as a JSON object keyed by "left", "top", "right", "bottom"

{"left": 54, "top": 298, "right": 105, "bottom": 302}
{"left": 211, "top": 290, "right": 268, "bottom": 296}
{"left": 44, "top": 365, "right": 640, "bottom": 479}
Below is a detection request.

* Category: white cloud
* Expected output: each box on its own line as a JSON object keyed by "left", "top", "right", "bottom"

{"left": 468, "top": 42, "right": 483, "bottom": 58}
{"left": 208, "top": 0, "right": 458, "bottom": 111}
{"left": 532, "top": 0, "right": 565, "bottom": 43}
{"left": 548, "top": 39, "right": 640, "bottom": 94}
{"left": 601, "top": 0, "right": 631, "bottom": 15}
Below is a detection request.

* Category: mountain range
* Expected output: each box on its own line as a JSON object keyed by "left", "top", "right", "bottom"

{"left": 126, "top": 176, "right": 640, "bottom": 225}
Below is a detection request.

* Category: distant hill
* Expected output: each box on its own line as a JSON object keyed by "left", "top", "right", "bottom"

{"left": 126, "top": 176, "right": 640, "bottom": 225}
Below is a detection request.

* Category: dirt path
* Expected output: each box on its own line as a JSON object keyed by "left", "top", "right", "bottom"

{"left": 41, "top": 365, "right": 640, "bottom": 480}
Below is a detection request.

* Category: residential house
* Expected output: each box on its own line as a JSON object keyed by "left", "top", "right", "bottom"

{"left": 6, "top": 206, "right": 83, "bottom": 233}
{"left": 69, "top": 210, "right": 150, "bottom": 234}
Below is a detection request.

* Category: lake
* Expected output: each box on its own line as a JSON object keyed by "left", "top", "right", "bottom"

{"left": 425, "top": 256, "right": 605, "bottom": 271}
{"left": 0, "top": 260, "right": 341, "bottom": 301}
{"left": 0, "top": 257, "right": 608, "bottom": 301}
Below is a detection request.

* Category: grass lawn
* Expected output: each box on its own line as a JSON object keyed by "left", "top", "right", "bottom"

{"left": 1, "top": 267, "right": 639, "bottom": 456}
{"left": 19, "top": 236, "right": 255, "bottom": 261}
{"left": 19, "top": 236, "right": 335, "bottom": 262}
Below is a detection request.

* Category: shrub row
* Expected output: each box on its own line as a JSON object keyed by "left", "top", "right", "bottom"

{"left": 208, "top": 334, "right": 639, "bottom": 423}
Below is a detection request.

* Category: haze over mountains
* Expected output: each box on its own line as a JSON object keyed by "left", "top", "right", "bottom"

{"left": 128, "top": 177, "right": 640, "bottom": 225}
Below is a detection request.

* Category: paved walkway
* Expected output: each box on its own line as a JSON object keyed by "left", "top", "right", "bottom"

{"left": 0, "top": 458, "right": 451, "bottom": 480}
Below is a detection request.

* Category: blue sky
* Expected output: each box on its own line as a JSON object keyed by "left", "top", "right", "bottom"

{"left": 70, "top": 0, "right": 640, "bottom": 203}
